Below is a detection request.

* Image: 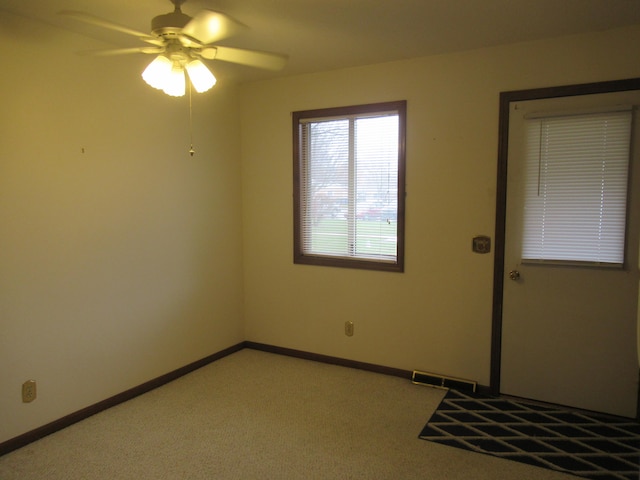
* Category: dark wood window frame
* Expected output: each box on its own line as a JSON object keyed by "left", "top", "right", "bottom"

{"left": 293, "top": 101, "right": 407, "bottom": 272}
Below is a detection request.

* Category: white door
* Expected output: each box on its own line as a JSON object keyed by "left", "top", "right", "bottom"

{"left": 501, "top": 91, "right": 640, "bottom": 418}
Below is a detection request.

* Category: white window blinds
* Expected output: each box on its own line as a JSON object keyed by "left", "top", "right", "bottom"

{"left": 522, "top": 108, "right": 632, "bottom": 266}
{"left": 299, "top": 112, "right": 400, "bottom": 263}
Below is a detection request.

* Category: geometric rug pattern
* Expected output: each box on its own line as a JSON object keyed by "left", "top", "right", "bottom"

{"left": 419, "top": 389, "right": 640, "bottom": 480}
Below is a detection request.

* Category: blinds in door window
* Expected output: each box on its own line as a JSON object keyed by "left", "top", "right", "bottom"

{"left": 522, "top": 108, "right": 632, "bottom": 266}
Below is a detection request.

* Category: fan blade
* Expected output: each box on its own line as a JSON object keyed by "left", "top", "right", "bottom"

{"left": 181, "top": 10, "right": 246, "bottom": 45}
{"left": 77, "top": 46, "right": 165, "bottom": 56}
{"left": 58, "top": 10, "right": 164, "bottom": 46}
{"left": 207, "top": 46, "right": 288, "bottom": 71}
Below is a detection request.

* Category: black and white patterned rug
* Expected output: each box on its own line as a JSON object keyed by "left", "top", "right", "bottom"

{"left": 419, "top": 389, "right": 640, "bottom": 480}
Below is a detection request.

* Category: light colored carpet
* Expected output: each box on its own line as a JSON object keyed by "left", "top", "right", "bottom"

{"left": 0, "top": 349, "right": 576, "bottom": 479}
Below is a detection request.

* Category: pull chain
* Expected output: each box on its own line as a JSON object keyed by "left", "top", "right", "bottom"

{"left": 188, "top": 79, "right": 195, "bottom": 157}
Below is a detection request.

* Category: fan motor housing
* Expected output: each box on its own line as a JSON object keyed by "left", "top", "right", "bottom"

{"left": 151, "top": 11, "right": 191, "bottom": 37}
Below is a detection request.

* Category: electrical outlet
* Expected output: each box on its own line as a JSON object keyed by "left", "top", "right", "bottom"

{"left": 22, "top": 380, "right": 36, "bottom": 403}
{"left": 345, "top": 321, "right": 354, "bottom": 337}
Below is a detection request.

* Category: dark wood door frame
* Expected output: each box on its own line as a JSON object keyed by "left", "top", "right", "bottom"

{"left": 490, "top": 77, "right": 640, "bottom": 394}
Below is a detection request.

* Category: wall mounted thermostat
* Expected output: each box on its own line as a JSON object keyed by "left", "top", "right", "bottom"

{"left": 472, "top": 236, "right": 491, "bottom": 254}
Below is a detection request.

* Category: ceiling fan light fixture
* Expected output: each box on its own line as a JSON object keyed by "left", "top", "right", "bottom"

{"left": 62, "top": 4, "right": 288, "bottom": 98}
{"left": 185, "top": 59, "right": 216, "bottom": 93}
{"left": 141, "top": 55, "right": 173, "bottom": 90}
{"left": 163, "top": 64, "right": 186, "bottom": 97}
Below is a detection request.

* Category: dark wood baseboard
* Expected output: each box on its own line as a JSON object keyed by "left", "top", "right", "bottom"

{"left": 1, "top": 340, "right": 488, "bottom": 457}
{"left": 244, "top": 342, "right": 491, "bottom": 395}
{"left": 245, "top": 341, "right": 414, "bottom": 379}
{"left": 0, "top": 342, "right": 245, "bottom": 457}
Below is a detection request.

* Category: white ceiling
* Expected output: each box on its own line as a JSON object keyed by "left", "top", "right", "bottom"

{"left": 2, "top": 0, "right": 640, "bottom": 83}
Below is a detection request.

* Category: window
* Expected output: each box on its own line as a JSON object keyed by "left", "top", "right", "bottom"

{"left": 522, "top": 108, "right": 632, "bottom": 266}
{"left": 293, "top": 101, "right": 406, "bottom": 272}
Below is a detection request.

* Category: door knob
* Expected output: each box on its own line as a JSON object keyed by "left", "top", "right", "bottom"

{"left": 509, "top": 270, "right": 520, "bottom": 281}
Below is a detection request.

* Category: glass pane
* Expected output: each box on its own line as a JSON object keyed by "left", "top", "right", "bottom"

{"left": 354, "top": 115, "right": 398, "bottom": 259}
{"left": 303, "top": 119, "right": 349, "bottom": 255}
{"left": 522, "top": 111, "right": 631, "bottom": 265}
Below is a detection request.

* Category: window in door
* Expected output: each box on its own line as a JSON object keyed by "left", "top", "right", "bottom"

{"left": 521, "top": 108, "right": 633, "bottom": 266}
{"left": 293, "top": 101, "right": 406, "bottom": 272}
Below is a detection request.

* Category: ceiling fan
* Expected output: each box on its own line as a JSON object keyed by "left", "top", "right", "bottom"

{"left": 60, "top": 0, "right": 288, "bottom": 96}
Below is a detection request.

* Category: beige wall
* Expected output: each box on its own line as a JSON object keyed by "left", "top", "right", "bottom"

{"left": 240, "top": 25, "right": 640, "bottom": 385}
{"left": 0, "top": 12, "right": 245, "bottom": 443}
